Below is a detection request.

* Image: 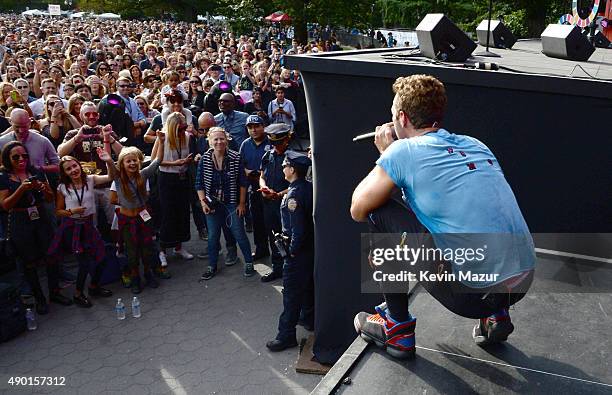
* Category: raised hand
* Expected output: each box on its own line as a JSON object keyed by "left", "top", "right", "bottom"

{"left": 96, "top": 147, "right": 111, "bottom": 162}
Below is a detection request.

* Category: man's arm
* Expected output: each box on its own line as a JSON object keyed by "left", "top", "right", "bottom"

{"left": 350, "top": 165, "right": 396, "bottom": 222}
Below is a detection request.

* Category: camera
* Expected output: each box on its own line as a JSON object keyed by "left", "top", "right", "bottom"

{"left": 26, "top": 174, "right": 43, "bottom": 183}
{"left": 84, "top": 127, "right": 98, "bottom": 135}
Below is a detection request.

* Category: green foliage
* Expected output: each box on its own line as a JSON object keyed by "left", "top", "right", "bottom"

{"left": 217, "top": 0, "right": 266, "bottom": 35}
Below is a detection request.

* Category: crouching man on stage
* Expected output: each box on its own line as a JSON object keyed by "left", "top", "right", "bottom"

{"left": 350, "top": 74, "right": 535, "bottom": 360}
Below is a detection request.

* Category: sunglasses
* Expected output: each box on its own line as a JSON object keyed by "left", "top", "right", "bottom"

{"left": 15, "top": 85, "right": 28, "bottom": 89}
{"left": 11, "top": 153, "right": 29, "bottom": 161}
{"left": 117, "top": 85, "right": 130, "bottom": 88}
{"left": 47, "top": 101, "right": 60, "bottom": 107}
{"left": 98, "top": 67, "right": 108, "bottom": 71}
{"left": 189, "top": 80, "right": 199, "bottom": 84}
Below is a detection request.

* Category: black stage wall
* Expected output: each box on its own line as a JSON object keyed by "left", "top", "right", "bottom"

{"left": 285, "top": 47, "right": 612, "bottom": 364}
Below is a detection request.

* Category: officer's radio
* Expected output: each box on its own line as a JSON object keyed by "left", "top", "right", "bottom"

{"left": 273, "top": 232, "right": 290, "bottom": 258}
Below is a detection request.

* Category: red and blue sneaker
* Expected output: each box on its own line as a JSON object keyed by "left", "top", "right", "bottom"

{"left": 354, "top": 302, "right": 417, "bottom": 360}
{"left": 473, "top": 308, "right": 514, "bottom": 346}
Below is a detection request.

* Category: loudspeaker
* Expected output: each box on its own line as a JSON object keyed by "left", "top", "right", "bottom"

{"left": 582, "top": 29, "right": 611, "bottom": 48}
{"left": 541, "top": 24, "right": 595, "bottom": 61}
{"left": 416, "top": 14, "right": 477, "bottom": 62}
{"left": 476, "top": 20, "right": 517, "bottom": 49}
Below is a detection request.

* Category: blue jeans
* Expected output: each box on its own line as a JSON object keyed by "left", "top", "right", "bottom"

{"left": 205, "top": 203, "right": 252, "bottom": 269}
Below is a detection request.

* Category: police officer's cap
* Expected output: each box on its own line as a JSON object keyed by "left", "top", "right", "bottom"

{"left": 265, "top": 123, "right": 292, "bottom": 142}
{"left": 246, "top": 115, "right": 264, "bottom": 125}
{"left": 282, "top": 150, "right": 311, "bottom": 170}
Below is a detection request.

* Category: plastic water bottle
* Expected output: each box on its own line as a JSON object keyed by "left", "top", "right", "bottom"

{"left": 115, "top": 298, "right": 126, "bottom": 320}
{"left": 25, "top": 308, "right": 37, "bottom": 331}
{"left": 131, "top": 297, "right": 141, "bottom": 318}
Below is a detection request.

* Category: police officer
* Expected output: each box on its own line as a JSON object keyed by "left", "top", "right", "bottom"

{"left": 258, "top": 123, "right": 291, "bottom": 282}
{"left": 266, "top": 151, "right": 314, "bottom": 352}
{"left": 240, "top": 115, "right": 272, "bottom": 261}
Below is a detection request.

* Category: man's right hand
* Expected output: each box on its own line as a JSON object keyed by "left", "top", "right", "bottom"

{"left": 75, "top": 126, "right": 88, "bottom": 143}
{"left": 374, "top": 122, "right": 396, "bottom": 154}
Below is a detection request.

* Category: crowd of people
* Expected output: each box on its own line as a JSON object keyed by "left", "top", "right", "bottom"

{"left": 0, "top": 13, "right": 322, "bottom": 351}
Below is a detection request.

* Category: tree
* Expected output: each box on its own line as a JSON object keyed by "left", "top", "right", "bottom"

{"left": 75, "top": 0, "right": 220, "bottom": 21}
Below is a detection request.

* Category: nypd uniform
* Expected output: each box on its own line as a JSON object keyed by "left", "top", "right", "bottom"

{"left": 259, "top": 123, "right": 291, "bottom": 281}
{"left": 267, "top": 151, "right": 314, "bottom": 351}
{"left": 239, "top": 115, "right": 272, "bottom": 259}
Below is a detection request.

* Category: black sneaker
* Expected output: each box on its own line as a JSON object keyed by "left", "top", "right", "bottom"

{"left": 244, "top": 262, "right": 255, "bottom": 277}
{"left": 473, "top": 309, "right": 514, "bottom": 346}
{"left": 261, "top": 271, "right": 282, "bottom": 283}
{"left": 145, "top": 272, "right": 159, "bottom": 288}
{"left": 201, "top": 267, "right": 217, "bottom": 281}
{"left": 266, "top": 338, "right": 298, "bottom": 352}
{"left": 73, "top": 294, "right": 93, "bottom": 308}
{"left": 50, "top": 292, "right": 73, "bottom": 306}
{"left": 88, "top": 287, "right": 113, "bottom": 298}
{"left": 36, "top": 298, "right": 48, "bottom": 315}
{"left": 131, "top": 278, "right": 142, "bottom": 294}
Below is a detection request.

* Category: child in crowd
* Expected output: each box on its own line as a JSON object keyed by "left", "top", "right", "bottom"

{"left": 160, "top": 70, "right": 192, "bottom": 127}
{"left": 48, "top": 140, "right": 116, "bottom": 307}
{"left": 109, "top": 132, "right": 164, "bottom": 294}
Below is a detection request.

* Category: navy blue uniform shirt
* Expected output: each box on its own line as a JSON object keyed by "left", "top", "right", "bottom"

{"left": 239, "top": 137, "right": 272, "bottom": 171}
{"left": 260, "top": 150, "right": 289, "bottom": 193}
{"left": 281, "top": 178, "right": 314, "bottom": 255}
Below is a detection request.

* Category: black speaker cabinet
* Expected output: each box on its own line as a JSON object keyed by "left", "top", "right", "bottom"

{"left": 476, "top": 19, "right": 517, "bottom": 49}
{"left": 582, "top": 29, "right": 612, "bottom": 48}
{"left": 416, "top": 14, "right": 477, "bottom": 62}
{"left": 541, "top": 24, "right": 595, "bottom": 61}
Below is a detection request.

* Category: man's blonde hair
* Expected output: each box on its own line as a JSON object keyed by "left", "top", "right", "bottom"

{"left": 392, "top": 75, "right": 447, "bottom": 129}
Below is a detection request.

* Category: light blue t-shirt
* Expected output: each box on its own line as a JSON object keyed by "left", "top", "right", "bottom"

{"left": 377, "top": 129, "right": 535, "bottom": 287}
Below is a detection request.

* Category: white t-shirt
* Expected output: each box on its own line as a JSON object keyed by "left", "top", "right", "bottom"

{"left": 58, "top": 176, "right": 96, "bottom": 218}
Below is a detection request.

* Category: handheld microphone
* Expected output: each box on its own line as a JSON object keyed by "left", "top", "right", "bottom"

{"left": 352, "top": 129, "right": 397, "bottom": 142}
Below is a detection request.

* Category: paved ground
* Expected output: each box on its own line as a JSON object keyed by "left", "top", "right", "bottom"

{"left": 0, "top": 225, "right": 322, "bottom": 394}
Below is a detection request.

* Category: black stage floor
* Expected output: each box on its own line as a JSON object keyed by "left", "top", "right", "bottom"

{"left": 314, "top": 254, "right": 612, "bottom": 394}
{"left": 322, "top": 39, "right": 612, "bottom": 81}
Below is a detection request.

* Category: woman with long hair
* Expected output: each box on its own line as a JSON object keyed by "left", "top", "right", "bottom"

{"left": 86, "top": 76, "right": 107, "bottom": 101}
{"left": 196, "top": 127, "right": 254, "bottom": 280}
{"left": 39, "top": 94, "right": 81, "bottom": 148}
{"left": 129, "top": 65, "right": 143, "bottom": 94}
{"left": 110, "top": 133, "right": 164, "bottom": 293}
{"left": 48, "top": 142, "right": 116, "bottom": 307}
{"left": 0, "top": 142, "right": 71, "bottom": 314}
{"left": 187, "top": 75, "right": 205, "bottom": 111}
{"left": 135, "top": 95, "right": 160, "bottom": 127}
{"left": 67, "top": 94, "right": 86, "bottom": 122}
{"left": 157, "top": 112, "right": 194, "bottom": 271}
{"left": 122, "top": 55, "right": 135, "bottom": 70}
{"left": 244, "top": 87, "right": 269, "bottom": 125}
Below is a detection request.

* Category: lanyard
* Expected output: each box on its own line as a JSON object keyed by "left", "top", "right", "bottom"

{"left": 175, "top": 137, "right": 183, "bottom": 161}
{"left": 72, "top": 183, "right": 85, "bottom": 206}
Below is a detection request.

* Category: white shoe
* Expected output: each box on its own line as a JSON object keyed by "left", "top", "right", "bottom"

{"left": 159, "top": 251, "right": 168, "bottom": 266}
{"left": 174, "top": 248, "right": 194, "bottom": 260}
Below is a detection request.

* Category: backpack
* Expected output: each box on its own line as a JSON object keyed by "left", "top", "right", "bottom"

{"left": 0, "top": 283, "right": 26, "bottom": 342}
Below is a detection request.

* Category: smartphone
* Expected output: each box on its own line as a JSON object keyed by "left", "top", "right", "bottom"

{"left": 10, "top": 90, "right": 19, "bottom": 102}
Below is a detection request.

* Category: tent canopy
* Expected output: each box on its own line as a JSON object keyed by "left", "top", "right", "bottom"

{"left": 265, "top": 11, "right": 291, "bottom": 23}
{"left": 22, "top": 10, "right": 46, "bottom": 16}
{"left": 97, "top": 13, "right": 121, "bottom": 20}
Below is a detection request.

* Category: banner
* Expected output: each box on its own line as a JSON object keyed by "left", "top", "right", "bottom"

{"left": 48, "top": 4, "right": 61, "bottom": 16}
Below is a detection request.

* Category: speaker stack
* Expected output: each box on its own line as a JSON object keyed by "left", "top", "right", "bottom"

{"left": 416, "top": 14, "right": 477, "bottom": 62}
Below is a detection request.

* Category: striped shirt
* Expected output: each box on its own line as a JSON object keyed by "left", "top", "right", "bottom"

{"left": 195, "top": 149, "right": 248, "bottom": 205}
